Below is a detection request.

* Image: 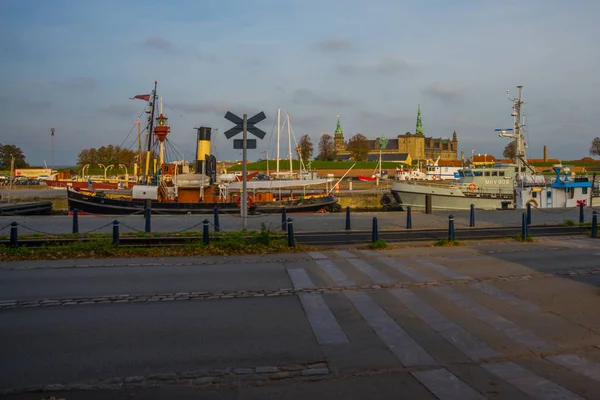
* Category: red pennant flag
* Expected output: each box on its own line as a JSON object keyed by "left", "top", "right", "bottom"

{"left": 129, "top": 94, "right": 151, "bottom": 101}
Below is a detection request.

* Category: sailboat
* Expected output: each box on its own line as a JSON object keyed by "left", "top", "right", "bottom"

{"left": 67, "top": 84, "right": 341, "bottom": 215}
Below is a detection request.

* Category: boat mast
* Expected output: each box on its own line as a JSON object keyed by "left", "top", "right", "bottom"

{"left": 276, "top": 107, "right": 280, "bottom": 176}
{"left": 144, "top": 81, "right": 158, "bottom": 181}
{"left": 287, "top": 113, "right": 293, "bottom": 177}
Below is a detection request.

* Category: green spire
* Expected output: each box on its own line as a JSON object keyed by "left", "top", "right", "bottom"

{"left": 416, "top": 104, "right": 423, "bottom": 135}
{"left": 335, "top": 115, "right": 343, "bottom": 135}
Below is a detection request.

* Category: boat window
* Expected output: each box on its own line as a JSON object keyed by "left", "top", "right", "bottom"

{"left": 515, "top": 167, "right": 519, "bottom": 172}
{"left": 485, "top": 172, "right": 490, "bottom": 176}
{"left": 499, "top": 171, "right": 505, "bottom": 176}
{"left": 458, "top": 171, "right": 465, "bottom": 177}
{"left": 473, "top": 171, "right": 482, "bottom": 176}
{"left": 492, "top": 171, "right": 498, "bottom": 176}
{"left": 583, "top": 187, "right": 588, "bottom": 194}
{"left": 532, "top": 192, "right": 537, "bottom": 198}
{"left": 547, "top": 191, "right": 551, "bottom": 198}
{"left": 570, "top": 189, "right": 575, "bottom": 199}
{"left": 464, "top": 171, "right": 473, "bottom": 177}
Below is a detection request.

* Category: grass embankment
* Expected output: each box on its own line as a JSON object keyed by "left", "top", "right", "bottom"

{"left": 0, "top": 224, "right": 319, "bottom": 261}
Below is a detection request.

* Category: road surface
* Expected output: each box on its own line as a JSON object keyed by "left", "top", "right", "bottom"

{"left": 1, "top": 236, "right": 600, "bottom": 398}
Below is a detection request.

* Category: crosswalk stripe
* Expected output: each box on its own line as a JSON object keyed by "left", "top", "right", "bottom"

{"left": 286, "top": 268, "right": 349, "bottom": 346}
{"left": 431, "top": 287, "right": 557, "bottom": 352}
{"left": 298, "top": 294, "right": 349, "bottom": 345}
{"left": 377, "top": 257, "right": 431, "bottom": 282}
{"left": 415, "top": 259, "right": 469, "bottom": 280}
{"left": 287, "top": 268, "right": 316, "bottom": 289}
{"left": 414, "top": 259, "right": 545, "bottom": 313}
{"left": 334, "top": 250, "right": 357, "bottom": 259}
{"left": 358, "top": 250, "right": 381, "bottom": 257}
{"left": 308, "top": 251, "right": 328, "bottom": 259}
{"left": 316, "top": 260, "right": 357, "bottom": 287}
{"left": 347, "top": 258, "right": 394, "bottom": 284}
{"left": 389, "top": 288, "right": 500, "bottom": 361}
{"left": 468, "top": 282, "right": 544, "bottom": 313}
{"left": 483, "top": 361, "right": 584, "bottom": 400}
{"left": 412, "top": 368, "right": 487, "bottom": 400}
{"left": 345, "top": 291, "right": 437, "bottom": 367}
{"left": 546, "top": 354, "right": 600, "bottom": 383}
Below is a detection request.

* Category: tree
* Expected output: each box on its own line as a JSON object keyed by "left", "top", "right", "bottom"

{"left": 0, "top": 143, "right": 29, "bottom": 169}
{"left": 347, "top": 133, "right": 370, "bottom": 161}
{"left": 590, "top": 137, "right": 600, "bottom": 157}
{"left": 503, "top": 141, "right": 516, "bottom": 159}
{"left": 298, "top": 134, "right": 313, "bottom": 161}
{"left": 317, "top": 134, "right": 336, "bottom": 161}
{"left": 76, "top": 145, "right": 138, "bottom": 167}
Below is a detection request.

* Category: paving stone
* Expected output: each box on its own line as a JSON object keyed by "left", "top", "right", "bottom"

{"left": 124, "top": 376, "right": 144, "bottom": 383}
{"left": 301, "top": 368, "right": 330, "bottom": 376}
{"left": 193, "top": 377, "right": 215, "bottom": 385}
{"left": 269, "top": 371, "right": 293, "bottom": 380}
{"left": 255, "top": 366, "right": 278, "bottom": 373}
{"left": 234, "top": 368, "right": 254, "bottom": 374}
{"left": 149, "top": 372, "right": 177, "bottom": 381}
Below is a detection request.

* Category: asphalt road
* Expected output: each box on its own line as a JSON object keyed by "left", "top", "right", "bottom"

{"left": 1, "top": 236, "right": 600, "bottom": 399}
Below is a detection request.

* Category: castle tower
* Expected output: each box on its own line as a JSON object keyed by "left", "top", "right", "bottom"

{"left": 416, "top": 104, "right": 424, "bottom": 136}
{"left": 333, "top": 115, "right": 346, "bottom": 153}
{"left": 452, "top": 130, "right": 458, "bottom": 151}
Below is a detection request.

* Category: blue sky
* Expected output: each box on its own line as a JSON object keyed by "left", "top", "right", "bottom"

{"left": 1, "top": 0, "right": 599, "bottom": 166}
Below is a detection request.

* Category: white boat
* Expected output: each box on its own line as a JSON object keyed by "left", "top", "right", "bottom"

{"left": 389, "top": 85, "right": 593, "bottom": 211}
{"left": 424, "top": 157, "right": 460, "bottom": 181}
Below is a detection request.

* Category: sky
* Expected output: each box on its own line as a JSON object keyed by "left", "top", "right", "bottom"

{"left": 1, "top": 0, "right": 599, "bottom": 166}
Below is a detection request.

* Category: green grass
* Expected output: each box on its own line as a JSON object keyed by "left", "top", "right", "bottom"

{"left": 368, "top": 239, "right": 388, "bottom": 249}
{"left": 433, "top": 239, "right": 461, "bottom": 246}
{"left": 515, "top": 234, "right": 534, "bottom": 242}
{"left": 0, "top": 224, "right": 316, "bottom": 261}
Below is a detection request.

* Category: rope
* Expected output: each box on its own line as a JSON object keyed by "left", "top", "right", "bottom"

{"left": 532, "top": 206, "right": 578, "bottom": 214}
{"left": 82, "top": 221, "right": 117, "bottom": 234}
{"left": 18, "top": 224, "right": 56, "bottom": 236}
{"left": 0, "top": 223, "right": 12, "bottom": 232}
{"left": 118, "top": 222, "right": 146, "bottom": 233}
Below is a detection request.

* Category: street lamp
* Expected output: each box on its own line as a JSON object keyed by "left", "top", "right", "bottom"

{"left": 81, "top": 164, "right": 90, "bottom": 180}
{"left": 118, "top": 164, "right": 128, "bottom": 186}
{"left": 106, "top": 165, "right": 114, "bottom": 180}
{"left": 50, "top": 128, "right": 55, "bottom": 172}
{"left": 98, "top": 163, "right": 106, "bottom": 180}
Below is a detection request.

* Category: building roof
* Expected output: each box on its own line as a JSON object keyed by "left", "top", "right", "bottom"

{"left": 337, "top": 153, "right": 411, "bottom": 162}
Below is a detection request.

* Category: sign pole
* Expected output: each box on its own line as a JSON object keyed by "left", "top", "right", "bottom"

{"left": 242, "top": 113, "right": 248, "bottom": 230}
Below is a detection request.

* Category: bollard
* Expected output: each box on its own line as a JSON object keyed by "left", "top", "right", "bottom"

{"left": 281, "top": 207, "right": 287, "bottom": 231}
{"left": 72, "top": 208, "right": 79, "bottom": 234}
{"left": 345, "top": 206, "right": 351, "bottom": 230}
{"left": 9, "top": 222, "right": 18, "bottom": 248}
{"left": 526, "top": 202, "right": 532, "bottom": 225}
{"left": 371, "top": 216, "right": 379, "bottom": 243}
{"left": 592, "top": 211, "right": 598, "bottom": 239}
{"left": 203, "top": 219, "right": 210, "bottom": 245}
{"left": 448, "top": 215, "right": 455, "bottom": 242}
{"left": 469, "top": 204, "right": 475, "bottom": 227}
{"left": 406, "top": 206, "right": 412, "bottom": 229}
{"left": 213, "top": 207, "right": 220, "bottom": 232}
{"left": 521, "top": 212, "right": 528, "bottom": 239}
{"left": 579, "top": 202, "right": 584, "bottom": 224}
{"left": 112, "top": 220, "right": 120, "bottom": 245}
{"left": 287, "top": 218, "right": 295, "bottom": 247}
{"left": 144, "top": 208, "right": 151, "bottom": 233}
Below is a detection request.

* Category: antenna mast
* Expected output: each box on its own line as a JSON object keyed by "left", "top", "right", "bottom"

{"left": 498, "top": 85, "right": 526, "bottom": 177}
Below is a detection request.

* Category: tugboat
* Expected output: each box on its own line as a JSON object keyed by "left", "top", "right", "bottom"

{"left": 68, "top": 83, "right": 341, "bottom": 215}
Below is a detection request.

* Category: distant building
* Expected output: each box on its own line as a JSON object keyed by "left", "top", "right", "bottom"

{"left": 333, "top": 106, "right": 459, "bottom": 162}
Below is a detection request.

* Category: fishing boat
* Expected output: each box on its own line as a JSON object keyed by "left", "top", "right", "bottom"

{"left": 67, "top": 83, "right": 340, "bottom": 215}
{"left": 388, "top": 85, "right": 593, "bottom": 211}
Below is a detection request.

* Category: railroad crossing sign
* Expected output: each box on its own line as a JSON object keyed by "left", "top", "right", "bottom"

{"left": 224, "top": 111, "right": 267, "bottom": 140}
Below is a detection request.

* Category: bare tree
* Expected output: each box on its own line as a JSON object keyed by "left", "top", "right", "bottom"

{"left": 318, "top": 134, "right": 336, "bottom": 161}
{"left": 298, "top": 134, "right": 314, "bottom": 161}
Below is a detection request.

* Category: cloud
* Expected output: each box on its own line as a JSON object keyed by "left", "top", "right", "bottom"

{"left": 170, "top": 102, "right": 229, "bottom": 116}
{"left": 102, "top": 104, "right": 142, "bottom": 119}
{"left": 359, "top": 111, "right": 412, "bottom": 125}
{"left": 55, "top": 77, "right": 97, "bottom": 91}
{"left": 144, "top": 37, "right": 175, "bottom": 53}
{"left": 315, "top": 38, "right": 354, "bottom": 52}
{"left": 291, "top": 88, "right": 354, "bottom": 107}
{"left": 422, "top": 85, "right": 465, "bottom": 103}
{"left": 24, "top": 100, "right": 52, "bottom": 110}
{"left": 337, "top": 57, "right": 413, "bottom": 76}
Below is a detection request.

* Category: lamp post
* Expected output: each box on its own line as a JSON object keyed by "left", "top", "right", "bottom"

{"left": 9, "top": 154, "right": 15, "bottom": 191}
{"left": 106, "top": 165, "right": 114, "bottom": 181}
{"left": 98, "top": 164, "right": 106, "bottom": 181}
{"left": 81, "top": 164, "right": 90, "bottom": 180}
{"left": 50, "top": 128, "right": 55, "bottom": 172}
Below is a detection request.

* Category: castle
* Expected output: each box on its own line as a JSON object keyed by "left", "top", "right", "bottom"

{"left": 333, "top": 106, "right": 459, "bottom": 162}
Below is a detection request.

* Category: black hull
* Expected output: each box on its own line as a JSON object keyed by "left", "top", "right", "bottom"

{"left": 67, "top": 189, "right": 340, "bottom": 215}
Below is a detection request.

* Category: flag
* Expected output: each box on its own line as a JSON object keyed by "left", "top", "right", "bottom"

{"left": 129, "top": 94, "right": 151, "bottom": 101}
